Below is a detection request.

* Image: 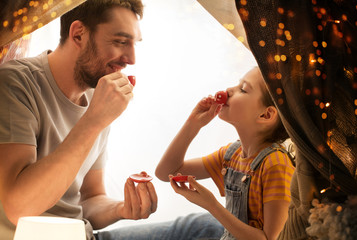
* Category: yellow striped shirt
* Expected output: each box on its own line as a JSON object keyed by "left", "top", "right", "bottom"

{"left": 202, "top": 142, "right": 295, "bottom": 229}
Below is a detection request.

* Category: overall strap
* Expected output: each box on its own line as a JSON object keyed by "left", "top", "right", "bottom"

{"left": 223, "top": 141, "right": 290, "bottom": 170}
{"left": 223, "top": 140, "right": 241, "bottom": 161}
{"left": 250, "top": 143, "right": 288, "bottom": 171}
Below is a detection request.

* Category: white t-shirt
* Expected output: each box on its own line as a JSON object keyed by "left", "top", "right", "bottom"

{"left": 0, "top": 51, "right": 109, "bottom": 240}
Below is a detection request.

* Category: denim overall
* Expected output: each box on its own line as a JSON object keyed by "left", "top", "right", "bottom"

{"left": 220, "top": 141, "right": 289, "bottom": 240}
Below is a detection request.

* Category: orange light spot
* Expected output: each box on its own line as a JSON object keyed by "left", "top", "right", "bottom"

{"left": 260, "top": 19, "right": 267, "bottom": 27}
{"left": 313, "top": 87, "right": 319, "bottom": 95}
{"left": 278, "top": 23, "right": 285, "bottom": 29}
{"left": 237, "top": 36, "right": 245, "bottom": 43}
{"left": 274, "top": 55, "right": 281, "bottom": 62}
{"left": 317, "top": 144, "right": 325, "bottom": 153}
{"left": 276, "top": 88, "right": 283, "bottom": 95}
{"left": 322, "top": 113, "right": 327, "bottom": 119}
{"left": 296, "top": 55, "right": 302, "bottom": 61}
{"left": 287, "top": 11, "right": 295, "bottom": 17}
{"left": 278, "top": 98, "right": 284, "bottom": 105}
{"left": 276, "top": 73, "right": 282, "bottom": 79}
{"left": 259, "top": 40, "right": 266, "bottom": 47}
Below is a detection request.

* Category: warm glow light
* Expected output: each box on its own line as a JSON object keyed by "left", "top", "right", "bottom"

{"left": 14, "top": 216, "right": 86, "bottom": 240}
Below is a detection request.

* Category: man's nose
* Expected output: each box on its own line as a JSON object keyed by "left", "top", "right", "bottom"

{"left": 121, "top": 45, "right": 136, "bottom": 65}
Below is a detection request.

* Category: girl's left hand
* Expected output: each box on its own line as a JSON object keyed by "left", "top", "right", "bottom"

{"left": 169, "top": 174, "right": 218, "bottom": 211}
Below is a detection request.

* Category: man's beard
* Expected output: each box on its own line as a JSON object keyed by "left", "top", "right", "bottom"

{"left": 74, "top": 37, "right": 106, "bottom": 89}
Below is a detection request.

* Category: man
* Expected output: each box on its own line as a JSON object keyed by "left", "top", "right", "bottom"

{"left": 0, "top": 1, "right": 157, "bottom": 239}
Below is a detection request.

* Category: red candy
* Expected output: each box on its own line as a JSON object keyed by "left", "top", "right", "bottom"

{"left": 171, "top": 175, "right": 195, "bottom": 183}
{"left": 215, "top": 90, "right": 228, "bottom": 104}
{"left": 128, "top": 75, "right": 136, "bottom": 86}
{"left": 129, "top": 171, "right": 153, "bottom": 183}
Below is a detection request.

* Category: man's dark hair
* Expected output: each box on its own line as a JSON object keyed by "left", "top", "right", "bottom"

{"left": 59, "top": 0, "right": 143, "bottom": 45}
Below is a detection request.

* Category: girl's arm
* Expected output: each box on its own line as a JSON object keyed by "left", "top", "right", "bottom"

{"left": 171, "top": 176, "right": 289, "bottom": 240}
{"left": 155, "top": 97, "right": 221, "bottom": 181}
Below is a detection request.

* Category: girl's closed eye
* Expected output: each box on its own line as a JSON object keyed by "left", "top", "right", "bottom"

{"left": 240, "top": 88, "right": 247, "bottom": 93}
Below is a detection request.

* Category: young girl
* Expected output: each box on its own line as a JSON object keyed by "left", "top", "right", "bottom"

{"left": 155, "top": 67, "right": 295, "bottom": 240}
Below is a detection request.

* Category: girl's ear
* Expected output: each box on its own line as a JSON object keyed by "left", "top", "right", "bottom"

{"left": 69, "top": 20, "right": 87, "bottom": 48}
{"left": 258, "top": 106, "right": 278, "bottom": 123}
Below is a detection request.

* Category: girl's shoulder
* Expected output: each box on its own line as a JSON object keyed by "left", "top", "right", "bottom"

{"left": 260, "top": 147, "right": 295, "bottom": 171}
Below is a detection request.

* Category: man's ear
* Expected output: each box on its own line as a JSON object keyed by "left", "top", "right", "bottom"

{"left": 258, "top": 106, "right": 278, "bottom": 123}
{"left": 69, "top": 20, "right": 87, "bottom": 48}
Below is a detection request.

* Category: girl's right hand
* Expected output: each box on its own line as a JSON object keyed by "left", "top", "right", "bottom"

{"left": 187, "top": 96, "right": 222, "bottom": 128}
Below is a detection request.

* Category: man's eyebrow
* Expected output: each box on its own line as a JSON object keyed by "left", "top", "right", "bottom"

{"left": 114, "top": 32, "right": 142, "bottom": 41}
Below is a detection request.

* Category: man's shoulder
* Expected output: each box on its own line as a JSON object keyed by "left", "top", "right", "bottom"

{"left": 0, "top": 53, "right": 44, "bottom": 74}
{"left": 0, "top": 52, "right": 47, "bottom": 88}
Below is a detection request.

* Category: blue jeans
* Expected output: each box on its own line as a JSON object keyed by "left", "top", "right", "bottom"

{"left": 95, "top": 212, "right": 224, "bottom": 240}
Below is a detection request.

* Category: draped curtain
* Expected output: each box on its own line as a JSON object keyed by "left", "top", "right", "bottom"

{"left": 0, "top": 0, "right": 85, "bottom": 63}
{"left": 233, "top": 0, "right": 357, "bottom": 192}
{"left": 231, "top": 0, "right": 357, "bottom": 238}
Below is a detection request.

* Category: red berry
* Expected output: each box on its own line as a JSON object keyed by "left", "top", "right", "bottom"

{"left": 128, "top": 75, "right": 136, "bottom": 86}
{"left": 215, "top": 90, "right": 228, "bottom": 104}
{"left": 172, "top": 175, "right": 196, "bottom": 183}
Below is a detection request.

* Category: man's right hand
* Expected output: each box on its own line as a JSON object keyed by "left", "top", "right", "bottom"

{"left": 85, "top": 72, "right": 134, "bottom": 129}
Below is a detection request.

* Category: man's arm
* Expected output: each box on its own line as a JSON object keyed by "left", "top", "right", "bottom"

{"left": 0, "top": 116, "right": 104, "bottom": 225}
{"left": 80, "top": 169, "right": 158, "bottom": 230}
{"left": 0, "top": 72, "right": 134, "bottom": 225}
